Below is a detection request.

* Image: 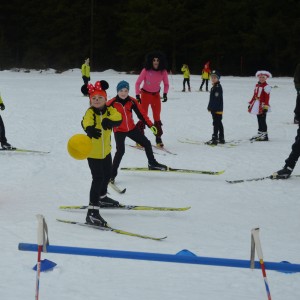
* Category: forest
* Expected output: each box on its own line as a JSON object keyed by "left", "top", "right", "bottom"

{"left": 0, "top": 0, "right": 299, "bottom": 75}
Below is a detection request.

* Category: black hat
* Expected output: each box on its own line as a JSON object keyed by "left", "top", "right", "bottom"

{"left": 211, "top": 70, "right": 221, "bottom": 79}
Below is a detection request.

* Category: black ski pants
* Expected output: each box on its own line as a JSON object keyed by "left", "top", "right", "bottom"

{"left": 257, "top": 113, "right": 267, "bottom": 132}
{"left": 87, "top": 154, "right": 112, "bottom": 206}
{"left": 111, "top": 128, "right": 155, "bottom": 179}
{"left": 285, "top": 125, "right": 300, "bottom": 169}
{"left": 0, "top": 115, "right": 7, "bottom": 143}
{"left": 211, "top": 112, "right": 224, "bottom": 139}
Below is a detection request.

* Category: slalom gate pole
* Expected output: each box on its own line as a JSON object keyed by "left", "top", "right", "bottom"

{"left": 251, "top": 228, "right": 272, "bottom": 300}
{"left": 18, "top": 243, "right": 300, "bottom": 273}
{"left": 35, "top": 215, "right": 44, "bottom": 300}
{"left": 34, "top": 215, "right": 50, "bottom": 300}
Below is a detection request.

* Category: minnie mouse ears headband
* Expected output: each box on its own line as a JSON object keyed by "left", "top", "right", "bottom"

{"left": 256, "top": 70, "right": 272, "bottom": 78}
{"left": 87, "top": 80, "right": 109, "bottom": 98}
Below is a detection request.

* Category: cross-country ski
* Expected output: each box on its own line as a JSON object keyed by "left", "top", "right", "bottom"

{"left": 56, "top": 218, "right": 167, "bottom": 241}
{"left": 59, "top": 204, "right": 191, "bottom": 211}
{"left": 226, "top": 174, "right": 300, "bottom": 184}
{"left": 121, "top": 166, "right": 224, "bottom": 175}
{"left": 0, "top": 147, "right": 50, "bottom": 154}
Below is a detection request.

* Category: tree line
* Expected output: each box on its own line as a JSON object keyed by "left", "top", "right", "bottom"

{"left": 0, "top": 0, "right": 299, "bottom": 76}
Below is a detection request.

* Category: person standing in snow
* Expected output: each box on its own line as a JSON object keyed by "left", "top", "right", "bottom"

{"left": 81, "top": 80, "right": 122, "bottom": 226}
{"left": 181, "top": 64, "right": 191, "bottom": 92}
{"left": 206, "top": 70, "right": 225, "bottom": 145}
{"left": 0, "top": 93, "right": 13, "bottom": 149}
{"left": 135, "top": 51, "right": 169, "bottom": 147}
{"left": 81, "top": 58, "right": 91, "bottom": 96}
{"left": 272, "top": 99, "right": 300, "bottom": 179}
{"left": 199, "top": 61, "right": 211, "bottom": 92}
{"left": 293, "top": 63, "right": 300, "bottom": 124}
{"left": 248, "top": 70, "right": 272, "bottom": 141}
{"left": 107, "top": 80, "right": 167, "bottom": 183}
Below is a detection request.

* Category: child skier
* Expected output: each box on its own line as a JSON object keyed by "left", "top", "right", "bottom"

{"left": 81, "top": 80, "right": 122, "bottom": 226}
{"left": 0, "top": 93, "right": 13, "bottom": 149}
{"left": 199, "top": 61, "right": 211, "bottom": 92}
{"left": 181, "top": 64, "right": 191, "bottom": 92}
{"left": 206, "top": 70, "right": 225, "bottom": 145}
{"left": 248, "top": 71, "right": 272, "bottom": 141}
{"left": 81, "top": 58, "right": 91, "bottom": 96}
{"left": 107, "top": 80, "right": 167, "bottom": 183}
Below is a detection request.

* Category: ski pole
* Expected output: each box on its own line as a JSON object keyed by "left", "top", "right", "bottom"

{"left": 251, "top": 228, "right": 272, "bottom": 300}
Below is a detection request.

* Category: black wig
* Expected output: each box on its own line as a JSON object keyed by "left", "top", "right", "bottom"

{"left": 144, "top": 51, "right": 168, "bottom": 71}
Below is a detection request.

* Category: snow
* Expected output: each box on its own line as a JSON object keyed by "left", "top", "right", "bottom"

{"left": 1, "top": 69, "right": 299, "bottom": 299}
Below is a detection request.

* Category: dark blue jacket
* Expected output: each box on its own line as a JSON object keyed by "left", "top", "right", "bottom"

{"left": 207, "top": 82, "right": 223, "bottom": 113}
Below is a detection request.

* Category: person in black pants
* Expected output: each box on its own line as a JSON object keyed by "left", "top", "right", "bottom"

{"left": 0, "top": 94, "right": 13, "bottom": 149}
{"left": 273, "top": 97, "right": 300, "bottom": 179}
{"left": 206, "top": 70, "right": 224, "bottom": 145}
{"left": 81, "top": 80, "right": 122, "bottom": 226}
{"left": 107, "top": 80, "right": 167, "bottom": 182}
{"left": 293, "top": 63, "right": 300, "bottom": 124}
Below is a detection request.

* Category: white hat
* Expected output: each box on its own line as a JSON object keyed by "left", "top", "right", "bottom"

{"left": 255, "top": 70, "right": 272, "bottom": 78}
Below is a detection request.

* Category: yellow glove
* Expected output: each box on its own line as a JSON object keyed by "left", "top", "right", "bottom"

{"left": 150, "top": 126, "right": 157, "bottom": 135}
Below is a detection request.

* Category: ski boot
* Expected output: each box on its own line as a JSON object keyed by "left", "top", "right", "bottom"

{"left": 99, "top": 195, "right": 120, "bottom": 207}
{"left": 255, "top": 132, "right": 268, "bottom": 141}
{"left": 218, "top": 137, "right": 225, "bottom": 144}
{"left": 156, "top": 136, "right": 164, "bottom": 147}
{"left": 272, "top": 165, "right": 293, "bottom": 179}
{"left": 250, "top": 131, "right": 263, "bottom": 141}
{"left": 205, "top": 135, "right": 218, "bottom": 145}
{"left": 86, "top": 207, "right": 108, "bottom": 227}
{"left": 182, "top": 88, "right": 185, "bottom": 92}
{"left": 148, "top": 160, "right": 168, "bottom": 171}
{"left": 1, "top": 142, "right": 13, "bottom": 150}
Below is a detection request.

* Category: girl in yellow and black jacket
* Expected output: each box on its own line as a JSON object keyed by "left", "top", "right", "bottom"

{"left": 81, "top": 80, "right": 122, "bottom": 227}
{"left": 181, "top": 64, "right": 191, "bottom": 92}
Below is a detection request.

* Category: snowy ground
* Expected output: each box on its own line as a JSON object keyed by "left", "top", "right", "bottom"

{"left": 1, "top": 69, "right": 299, "bottom": 300}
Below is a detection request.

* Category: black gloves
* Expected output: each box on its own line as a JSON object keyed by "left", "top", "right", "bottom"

{"left": 162, "top": 93, "right": 167, "bottom": 102}
{"left": 0, "top": 103, "right": 5, "bottom": 110}
{"left": 86, "top": 126, "right": 101, "bottom": 139}
{"left": 102, "top": 118, "right": 113, "bottom": 130}
{"left": 136, "top": 95, "right": 141, "bottom": 103}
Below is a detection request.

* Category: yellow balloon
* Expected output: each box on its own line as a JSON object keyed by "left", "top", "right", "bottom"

{"left": 67, "top": 134, "right": 92, "bottom": 160}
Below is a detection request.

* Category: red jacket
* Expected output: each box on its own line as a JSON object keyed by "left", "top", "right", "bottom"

{"left": 107, "top": 96, "right": 153, "bottom": 132}
{"left": 248, "top": 81, "right": 271, "bottom": 114}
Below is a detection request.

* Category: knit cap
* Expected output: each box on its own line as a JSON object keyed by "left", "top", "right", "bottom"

{"left": 117, "top": 80, "right": 130, "bottom": 92}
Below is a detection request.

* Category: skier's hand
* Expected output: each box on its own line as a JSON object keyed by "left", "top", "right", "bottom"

{"left": 162, "top": 93, "right": 167, "bottom": 102}
{"left": 86, "top": 126, "right": 102, "bottom": 139}
{"left": 136, "top": 95, "right": 141, "bottom": 103}
{"left": 102, "top": 118, "right": 113, "bottom": 130}
{"left": 150, "top": 126, "right": 157, "bottom": 135}
{"left": 263, "top": 105, "right": 268, "bottom": 113}
{"left": 0, "top": 103, "right": 5, "bottom": 110}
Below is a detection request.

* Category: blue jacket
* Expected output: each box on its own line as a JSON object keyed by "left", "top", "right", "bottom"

{"left": 207, "top": 82, "right": 223, "bottom": 113}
